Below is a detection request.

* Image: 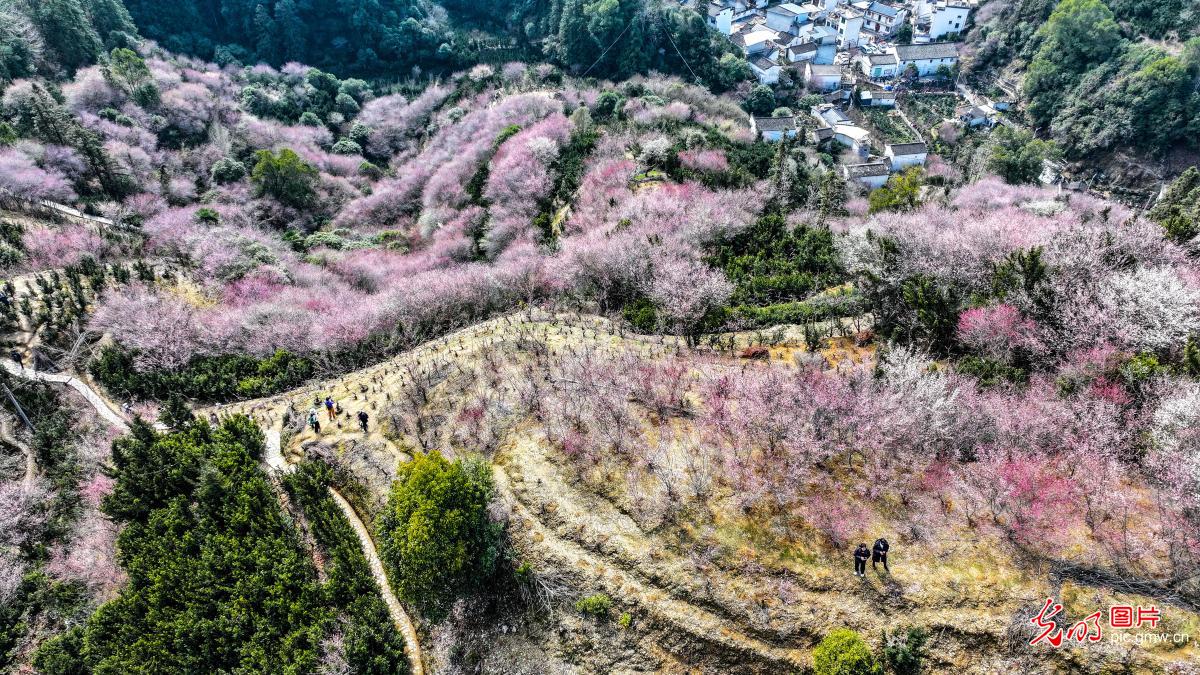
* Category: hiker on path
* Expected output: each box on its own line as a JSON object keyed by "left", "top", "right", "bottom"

{"left": 325, "top": 396, "right": 336, "bottom": 421}
{"left": 853, "top": 543, "right": 870, "bottom": 577}
{"left": 308, "top": 408, "right": 321, "bottom": 433}
{"left": 872, "top": 538, "right": 890, "bottom": 573}
{"left": 357, "top": 410, "right": 369, "bottom": 433}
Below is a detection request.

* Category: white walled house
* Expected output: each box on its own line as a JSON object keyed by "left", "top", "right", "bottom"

{"left": 884, "top": 141, "right": 927, "bottom": 169}
{"left": 842, "top": 162, "right": 890, "bottom": 188}
{"left": 707, "top": 1, "right": 734, "bottom": 34}
{"left": 752, "top": 116, "right": 800, "bottom": 142}
{"left": 836, "top": 9, "right": 864, "bottom": 48}
{"left": 862, "top": 1, "right": 907, "bottom": 37}
{"left": 766, "top": 3, "right": 806, "bottom": 31}
{"left": 858, "top": 51, "right": 898, "bottom": 78}
{"left": 834, "top": 123, "right": 872, "bottom": 155}
{"left": 893, "top": 42, "right": 958, "bottom": 76}
{"left": 859, "top": 87, "right": 897, "bottom": 107}
{"left": 805, "top": 62, "right": 843, "bottom": 91}
{"left": 750, "top": 55, "right": 782, "bottom": 84}
{"left": 786, "top": 41, "right": 820, "bottom": 63}
{"left": 794, "top": 23, "right": 838, "bottom": 45}
{"left": 732, "top": 27, "right": 781, "bottom": 56}
{"left": 925, "top": 2, "right": 969, "bottom": 39}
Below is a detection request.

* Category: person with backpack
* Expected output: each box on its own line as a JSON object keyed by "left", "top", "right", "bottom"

{"left": 357, "top": 410, "right": 369, "bottom": 433}
{"left": 853, "top": 543, "right": 870, "bottom": 577}
{"left": 308, "top": 408, "right": 321, "bottom": 434}
{"left": 324, "top": 396, "right": 336, "bottom": 421}
{"left": 872, "top": 537, "right": 890, "bottom": 572}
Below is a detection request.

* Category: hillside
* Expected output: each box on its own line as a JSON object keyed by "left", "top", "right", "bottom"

{"left": 3, "top": 8, "right": 1200, "bottom": 674}
{"left": 964, "top": 0, "right": 1200, "bottom": 188}
{"left": 212, "top": 309, "right": 1200, "bottom": 673}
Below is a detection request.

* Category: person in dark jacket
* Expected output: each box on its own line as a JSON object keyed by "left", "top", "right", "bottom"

{"left": 357, "top": 410, "right": 369, "bottom": 433}
{"left": 872, "top": 537, "right": 890, "bottom": 572}
{"left": 853, "top": 543, "right": 870, "bottom": 577}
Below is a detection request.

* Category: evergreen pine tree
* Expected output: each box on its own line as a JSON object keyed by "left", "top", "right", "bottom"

{"left": 31, "top": 0, "right": 103, "bottom": 72}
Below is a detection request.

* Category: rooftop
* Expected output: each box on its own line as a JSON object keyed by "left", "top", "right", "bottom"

{"left": 867, "top": 2, "right": 900, "bottom": 17}
{"left": 834, "top": 123, "right": 871, "bottom": 141}
{"left": 770, "top": 2, "right": 805, "bottom": 16}
{"left": 754, "top": 116, "right": 798, "bottom": 131}
{"left": 844, "top": 162, "right": 890, "bottom": 178}
{"left": 894, "top": 42, "right": 959, "bottom": 61}
{"left": 887, "top": 142, "right": 928, "bottom": 155}
{"left": 752, "top": 56, "right": 780, "bottom": 70}
{"left": 808, "top": 63, "right": 842, "bottom": 75}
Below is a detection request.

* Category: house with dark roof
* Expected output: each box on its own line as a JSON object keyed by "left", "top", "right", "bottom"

{"left": 884, "top": 141, "right": 927, "bottom": 169}
{"left": 842, "top": 162, "right": 890, "bottom": 188}
{"left": 786, "top": 41, "right": 820, "bottom": 63}
{"left": 751, "top": 116, "right": 799, "bottom": 142}
{"left": 858, "top": 51, "right": 899, "bottom": 78}
{"left": 859, "top": 87, "right": 897, "bottom": 107}
{"left": 750, "top": 55, "right": 782, "bottom": 84}
{"left": 862, "top": 1, "right": 907, "bottom": 37}
{"left": 805, "top": 62, "right": 844, "bottom": 92}
{"left": 893, "top": 42, "right": 959, "bottom": 76}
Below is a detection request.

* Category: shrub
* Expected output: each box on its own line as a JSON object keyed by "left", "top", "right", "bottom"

{"left": 377, "top": 452, "right": 502, "bottom": 622}
{"left": 592, "top": 91, "right": 624, "bottom": 120}
{"left": 90, "top": 345, "right": 314, "bottom": 403}
{"left": 882, "top": 627, "right": 927, "bottom": 675}
{"left": 358, "top": 161, "right": 383, "bottom": 180}
{"left": 813, "top": 629, "right": 881, "bottom": 675}
{"left": 331, "top": 138, "right": 363, "bottom": 155}
{"left": 194, "top": 207, "right": 219, "bottom": 224}
{"left": 251, "top": 148, "right": 318, "bottom": 209}
{"left": 575, "top": 593, "right": 613, "bottom": 618}
{"left": 210, "top": 157, "right": 247, "bottom": 184}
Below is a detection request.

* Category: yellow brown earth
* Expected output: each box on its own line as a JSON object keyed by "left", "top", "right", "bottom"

{"left": 212, "top": 311, "right": 1200, "bottom": 674}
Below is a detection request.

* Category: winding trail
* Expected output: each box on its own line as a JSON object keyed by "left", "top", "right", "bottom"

{"left": 263, "top": 425, "right": 424, "bottom": 675}
{"left": 0, "top": 408, "right": 35, "bottom": 489}
{"left": 0, "top": 360, "right": 424, "bottom": 675}
{"left": 0, "top": 360, "right": 129, "bottom": 432}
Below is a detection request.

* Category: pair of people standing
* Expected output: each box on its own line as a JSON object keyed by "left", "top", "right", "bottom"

{"left": 853, "top": 538, "right": 889, "bottom": 577}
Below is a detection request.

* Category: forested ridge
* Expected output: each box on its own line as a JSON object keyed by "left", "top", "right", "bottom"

{"left": 115, "top": 0, "right": 747, "bottom": 88}
{"left": 967, "top": 0, "right": 1200, "bottom": 160}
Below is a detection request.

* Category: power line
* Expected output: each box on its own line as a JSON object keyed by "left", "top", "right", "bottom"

{"left": 661, "top": 14, "right": 700, "bottom": 83}
{"left": 581, "top": 12, "right": 638, "bottom": 78}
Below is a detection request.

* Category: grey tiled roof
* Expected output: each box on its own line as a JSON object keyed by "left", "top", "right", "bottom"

{"left": 894, "top": 42, "right": 959, "bottom": 61}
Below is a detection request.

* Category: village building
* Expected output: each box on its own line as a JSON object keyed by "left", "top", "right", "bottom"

{"left": 842, "top": 162, "right": 891, "bottom": 188}
{"left": 750, "top": 55, "right": 782, "bottom": 84}
{"left": 752, "top": 115, "right": 800, "bottom": 142}
{"left": 858, "top": 50, "right": 899, "bottom": 78}
{"left": 861, "top": 1, "right": 908, "bottom": 38}
{"left": 806, "top": 62, "right": 844, "bottom": 91}
{"left": 884, "top": 141, "right": 928, "bottom": 169}
{"left": 834, "top": 8, "right": 865, "bottom": 48}
{"left": 913, "top": 0, "right": 969, "bottom": 40}
{"left": 893, "top": 41, "right": 958, "bottom": 76}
